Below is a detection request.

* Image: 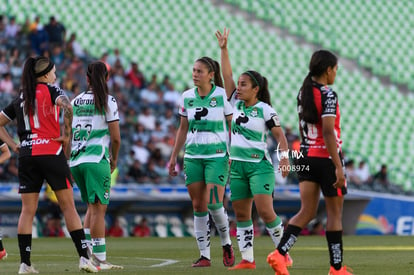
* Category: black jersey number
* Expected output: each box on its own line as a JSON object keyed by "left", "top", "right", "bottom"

{"left": 73, "top": 123, "right": 92, "bottom": 141}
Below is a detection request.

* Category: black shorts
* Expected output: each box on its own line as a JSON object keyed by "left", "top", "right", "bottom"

{"left": 18, "top": 152, "right": 73, "bottom": 193}
{"left": 295, "top": 156, "right": 347, "bottom": 197}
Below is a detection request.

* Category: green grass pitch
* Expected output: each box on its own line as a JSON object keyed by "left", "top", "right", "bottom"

{"left": 1, "top": 235, "right": 414, "bottom": 274}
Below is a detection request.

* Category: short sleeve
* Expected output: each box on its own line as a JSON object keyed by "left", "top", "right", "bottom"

{"left": 321, "top": 90, "right": 338, "bottom": 117}
{"left": 223, "top": 95, "right": 233, "bottom": 116}
{"left": 48, "top": 84, "right": 66, "bottom": 104}
{"left": 178, "top": 94, "right": 187, "bottom": 117}
{"left": 228, "top": 90, "right": 237, "bottom": 107}
{"left": 1, "top": 98, "right": 18, "bottom": 121}
{"left": 106, "top": 95, "right": 119, "bottom": 122}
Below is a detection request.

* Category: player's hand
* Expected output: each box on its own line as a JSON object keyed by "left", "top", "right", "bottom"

{"left": 333, "top": 167, "right": 346, "bottom": 189}
{"left": 168, "top": 157, "right": 178, "bottom": 177}
{"left": 215, "top": 27, "right": 230, "bottom": 49}
{"left": 278, "top": 157, "right": 290, "bottom": 178}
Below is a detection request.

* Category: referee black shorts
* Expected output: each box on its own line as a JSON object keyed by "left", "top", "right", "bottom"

{"left": 18, "top": 151, "right": 73, "bottom": 193}
{"left": 295, "top": 156, "right": 347, "bottom": 197}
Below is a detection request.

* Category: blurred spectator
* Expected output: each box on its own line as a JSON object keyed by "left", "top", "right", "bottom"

{"left": 65, "top": 32, "right": 85, "bottom": 59}
{"left": 44, "top": 16, "right": 66, "bottom": 47}
{"left": 29, "top": 19, "right": 49, "bottom": 55}
{"left": 345, "top": 159, "right": 361, "bottom": 186}
{"left": 4, "top": 155, "right": 18, "bottom": 181}
{"left": 284, "top": 126, "right": 299, "bottom": 150}
{"left": 132, "top": 123, "right": 151, "bottom": 144}
{"left": 145, "top": 159, "right": 161, "bottom": 184}
{"left": 131, "top": 139, "right": 150, "bottom": 165}
{"left": 151, "top": 121, "right": 166, "bottom": 142}
{"left": 107, "top": 218, "right": 125, "bottom": 237}
{"left": 163, "top": 82, "right": 181, "bottom": 109}
{"left": 140, "top": 82, "right": 161, "bottom": 110}
{"left": 108, "top": 48, "right": 127, "bottom": 69}
{"left": 138, "top": 107, "right": 156, "bottom": 131}
{"left": 4, "top": 16, "right": 20, "bottom": 49}
{"left": 43, "top": 214, "right": 65, "bottom": 237}
{"left": 132, "top": 217, "right": 151, "bottom": 237}
{"left": 126, "top": 159, "right": 147, "bottom": 183}
{"left": 125, "top": 62, "right": 145, "bottom": 90}
{"left": 0, "top": 72, "right": 14, "bottom": 95}
{"left": 354, "top": 160, "right": 372, "bottom": 184}
{"left": 43, "top": 184, "right": 64, "bottom": 237}
{"left": 29, "top": 15, "right": 42, "bottom": 32}
{"left": 373, "top": 164, "right": 390, "bottom": 188}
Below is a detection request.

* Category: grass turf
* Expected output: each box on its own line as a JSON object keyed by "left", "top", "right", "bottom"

{"left": 1, "top": 235, "right": 414, "bottom": 274}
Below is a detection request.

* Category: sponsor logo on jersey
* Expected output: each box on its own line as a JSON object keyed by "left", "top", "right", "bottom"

{"left": 73, "top": 98, "right": 95, "bottom": 106}
{"left": 21, "top": 138, "right": 50, "bottom": 147}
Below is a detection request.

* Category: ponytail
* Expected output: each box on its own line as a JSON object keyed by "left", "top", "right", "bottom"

{"left": 21, "top": 56, "right": 54, "bottom": 114}
{"left": 87, "top": 61, "right": 109, "bottom": 114}
{"left": 298, "top": 73, "right": 318, "bottom": 124}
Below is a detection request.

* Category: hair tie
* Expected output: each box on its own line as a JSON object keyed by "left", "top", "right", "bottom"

{"left": 245, "top": 71, "right": 260, "bottom": 88}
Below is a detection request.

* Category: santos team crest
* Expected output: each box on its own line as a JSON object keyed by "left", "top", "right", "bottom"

{"left": 209, "top": 97, "right": 217, "bottom": 107}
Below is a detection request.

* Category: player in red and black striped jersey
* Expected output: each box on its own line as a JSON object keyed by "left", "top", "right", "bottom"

{"left": 0, "top": 56, "right": 97, "bottom": 273}
{"left": 267, "top": 50, "right": 353, "bottom": 275}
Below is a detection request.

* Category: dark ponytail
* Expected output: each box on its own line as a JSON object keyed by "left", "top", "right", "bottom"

{"left": 197, "top": 56, "right": 223, "bottom": 88}
{"left": 242, "top": 70, "right": 272, "bottom": 106}
{"left": 87, "top": 61, "right": 109, "bottom": 114}
{"left": 21, "top": 56, "right": 54, "bottom": 114}
{"left": 299, "top": 50, "right": 337, "bottom": 124}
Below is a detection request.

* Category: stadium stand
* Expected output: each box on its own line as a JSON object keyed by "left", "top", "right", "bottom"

{"left": 0, "top": 0, "right": 413, "bottom": 194}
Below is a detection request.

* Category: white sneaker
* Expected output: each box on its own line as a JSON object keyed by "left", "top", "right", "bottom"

{"left": 79, "top": 256, "right": 99, "bottom": 273}
{"left": 18, "top": 263, "right": 39, "bottom": 274}
{"left": 92, "top": 255, "right": 123, "bottom": 270}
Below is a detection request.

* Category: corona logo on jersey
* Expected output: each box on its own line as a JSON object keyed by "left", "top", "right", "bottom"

{"left": 73, "top": 98, "right": 94, "bottom": 106}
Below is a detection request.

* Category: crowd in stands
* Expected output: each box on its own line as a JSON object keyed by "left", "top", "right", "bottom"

{"left": 0, "top": 13, "right": 404, "bottom": 194}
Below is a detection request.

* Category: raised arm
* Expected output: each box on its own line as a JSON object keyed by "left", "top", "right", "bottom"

{"left": 216, "top": 28, "right": 236, "bottom": 99}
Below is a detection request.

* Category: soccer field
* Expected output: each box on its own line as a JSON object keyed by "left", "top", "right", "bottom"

{"left": 1, "top": 235, "right": 413, "bottom": 274}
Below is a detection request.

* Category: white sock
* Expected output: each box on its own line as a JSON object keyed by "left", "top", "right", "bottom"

{"left": 92, "top": 238, "right": 106, "bottom": 261}
{"left": 237, "top": 224, "right": 254, "bottom": 262}
{"left": 194, "top": 214, "right": 210, "bottom": 259}
{"left": 209, "top": 207, "right": 231, "bottom": 246}
{"left": 266, "top": 223, "right": 284, "bottom": 247}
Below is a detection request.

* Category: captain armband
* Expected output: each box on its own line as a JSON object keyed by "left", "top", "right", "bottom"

{"left": 265, "top": 115, "right": 281, "bottom": 129}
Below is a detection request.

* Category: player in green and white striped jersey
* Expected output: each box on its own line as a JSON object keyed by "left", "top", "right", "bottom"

{"left": 169, "top": 56, "right": 235, "bottom": 267}
{"left": 216, "top": 28, "right": 291, "bottom": 270}
{"left": 69, "top": 61, "right": 123, "bottom": 270}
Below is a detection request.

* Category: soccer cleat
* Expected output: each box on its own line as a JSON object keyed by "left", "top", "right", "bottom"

{"left": 267, "top": 250, "right": 289, "bottom": 275}
{"left": 79, "top": 256, "right": 99, "bottom": 273}
{"left": 18, "top": 263, "right": 39, "bottom": 274}
{"left": 228, "top": 259, "right": 256, "bottom": 270}
{"left": 222, "top": 244, "right": 235, "bottom": 267}
{"left": 191, "top": 256, "right": 211, "bottom": 267}
{"left": 91, "top": 254, "right": 123, "bottom": 270}
{"left": 285, "top": 252, "right": 293, "bottom": 268}
{"left": 0, "top": 249, "right": 7, "bottom": 260}
{"left": 328, "top": 266, "right": 354, "bottom": 275}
